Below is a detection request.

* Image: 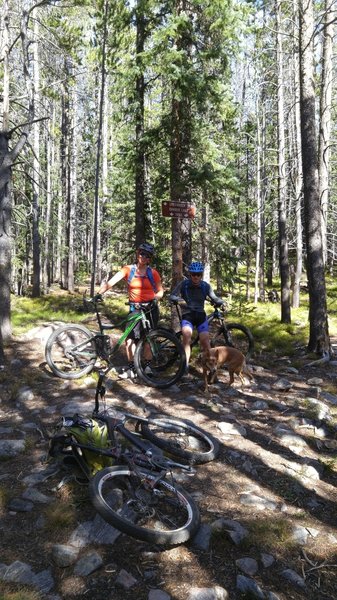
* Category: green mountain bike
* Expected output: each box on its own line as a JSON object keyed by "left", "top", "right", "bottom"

{"left": 45, "top": 298, "right": 186, "bottom": 388}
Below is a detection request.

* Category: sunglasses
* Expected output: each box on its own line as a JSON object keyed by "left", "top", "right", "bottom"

{"left": 138, "top": 251, "right": 151, "bottom": 258}
{"left": 189, "top": 272, "right": 202, "bottom": 278}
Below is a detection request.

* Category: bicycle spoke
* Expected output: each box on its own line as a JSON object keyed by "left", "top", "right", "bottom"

{"left": 90, "top": 466, "right": 199, "bottom": 544}
{"left": 45, "top": 325, "right": 97, "bottom": 378}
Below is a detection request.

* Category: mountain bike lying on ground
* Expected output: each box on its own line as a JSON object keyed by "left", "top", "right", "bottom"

{"left": 45, "top": 297, "right": 186, "bottom": 388}
{"left": 49, "top": 368, "right": 219, "bottom": 545}
{"left": 170, "top": 298, "right": 254, "bottom": 358}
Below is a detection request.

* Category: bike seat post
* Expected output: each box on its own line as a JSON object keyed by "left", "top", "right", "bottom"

{"left": 94, "top": 370, "right": 106, "bottom": 413}
{"left": 95, "top": 301, "right": 104, "bottom": 333}
{"left": 172, "top": 302, "right": 182, "bottom": 322}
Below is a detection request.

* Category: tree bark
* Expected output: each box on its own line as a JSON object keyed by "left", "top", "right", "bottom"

{"left": 276, "top": 0, "right": 291, "bottom": 323}
{"left": 0, "top": 2, "right": 36, "bottom": 343}
{"left": 91, "top": 0, "right": 108, "bottom": 296}
{"left": 292, "top": 1, "right": 303, "bottom": 309}
{"left": 135, "top": 0, "right": 147, "bottom": 247}
{"left": 299, "top": 0, "right": 330, "bottom": 354}
{"left": 170, "top": 0, "right": 192, "bottom": 283}
{"left": 32, "top": 15, "right": 41, "bottom": 297}
{"left": 318, "top": 0, "right": 335, "bottom": 266}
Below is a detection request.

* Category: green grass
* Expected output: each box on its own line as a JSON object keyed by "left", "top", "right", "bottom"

{"left": 243, "top": 516, "right": 295, "bottom": 551}
{"left": 11, "top": 289, "right": 128, "bottom": 335}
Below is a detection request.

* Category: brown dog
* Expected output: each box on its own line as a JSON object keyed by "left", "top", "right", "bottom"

{"left": 200, "top": 346, "right": 253, "bottom": 392}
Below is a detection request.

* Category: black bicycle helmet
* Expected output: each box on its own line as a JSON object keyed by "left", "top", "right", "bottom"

{"left": 188, "top": 261, "right": 204, "bottom": 273}
{"left": 138, "top": 242, "right": 155, "bottom": 256}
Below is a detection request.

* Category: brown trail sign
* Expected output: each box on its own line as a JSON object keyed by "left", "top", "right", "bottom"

{"left": 161, "top": 201, "right": 196, "bottom": 219}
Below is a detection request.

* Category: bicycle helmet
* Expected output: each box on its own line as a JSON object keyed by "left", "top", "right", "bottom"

{"left": 138, "top": 242, "right": 155, "bottom": 256}
{"left": 188, "top": 261, "right": 204, "bottom": 273}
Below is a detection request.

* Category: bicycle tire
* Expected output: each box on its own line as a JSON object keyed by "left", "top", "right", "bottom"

{"left": 140, "top": 416, "right": 219, "bottom": 464}
{"left": 89, "top": 465, "right": 200, "bottom": 545}
{"left": 45, "top": 324, "right": 97, "bottom": 379}
{"left": 134, "top": 328, "right": 186, "bottom": 388}
{"left": 210, "top": 322, "right": 254, "bottom": 358}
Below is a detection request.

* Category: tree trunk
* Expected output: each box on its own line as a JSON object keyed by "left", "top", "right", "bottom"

{"left": 60, "top": 64, "right": 70, "bottom": 289}
{"left": 32, "top": 16, "right": 41, "bottom": 297}
{"left": 254, "top": 95, "right": 262, "bottom": 304}
{"left": 299, "top": 0, "right": 330, "bottom": 354}
{"left": 135, "top": 0, "right": 146, "bottom": 247}
{"left": 292, "top": 3, "right": 303, "bottom": 309}
{"left": 170, "top": 0, "right": 192, "bottom": 282}
{"left": 318, "top": 0, "right": 334, "bottom": 266}
{"left": 91, "top": 0, "right": 108, "bottom": 296}
{"left": 67, "top": 76, "right": 77, "bottom": 292}
{"left": 0, "top": 0, "right": 12, "bottom": 345}
{"left": 0, "top": 134, "right": 12, "bottom": 341}
{"left": 43, "top": 105, "right": 54, "bottom": 290}
{"left": 276, "top": 0, "right": 291, "bottom": 323}
{"left": 0, "top": 2, "right": 36, "bottom": 344}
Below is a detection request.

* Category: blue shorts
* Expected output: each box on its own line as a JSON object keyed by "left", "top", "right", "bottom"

{"left": 181, "top": 310, "right": 209, "bottom": 334}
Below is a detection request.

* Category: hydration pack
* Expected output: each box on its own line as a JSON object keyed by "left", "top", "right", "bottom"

{"left": 62, "top": 414, "right": 112, "bottom": 475}
{"left": 127, "top": 265, "right": 158, "bottom": 293}
{"left": 181, "top": 279, "right": 210, "bottom": 303}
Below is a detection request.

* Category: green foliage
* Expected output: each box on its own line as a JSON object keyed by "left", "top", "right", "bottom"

{"left": 10, "top": 291, "right": 132, "bottom": 334}
{"left": 246, "top": 304, "right": 309, "bottom": 356}
{"left": 11, "top": 294, "right": 85, "bottom": 333}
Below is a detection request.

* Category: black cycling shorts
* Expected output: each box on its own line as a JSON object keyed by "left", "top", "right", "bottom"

{"left": 127, "top": 302, "right": 159, "bottom": 340}
{"left": 181, "top": 310, "right": 208, "bottom": 332}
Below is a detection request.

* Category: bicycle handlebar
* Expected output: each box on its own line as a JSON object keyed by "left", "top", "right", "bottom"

{"left": 125, "top": 300, "right": 157, "bottom": 309}
{"left": 169, "top": 296, "right": 226, "bottom": 312}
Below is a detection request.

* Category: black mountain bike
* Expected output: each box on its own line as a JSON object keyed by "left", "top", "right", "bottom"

{"left": 171, "top": 299, "right": 254, "bottom": 358}
{"left": 45, "top": 298, "right": 186, "bottom": 388}
{"left": 49, "top": 368, "right": 219, "bottom": 545}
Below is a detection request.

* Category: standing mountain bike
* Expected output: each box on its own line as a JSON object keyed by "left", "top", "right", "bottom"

{"left": 45, "top": 297, "right": 186, "bottom": 388}
{"left": 169, "top": 263, "right": 254, "bottom": 374}
{"left": 48, "top": 368, "right": 220, "bottom": 545}
{"left": 170, "top": 299, "right": 254, "bottom": 358}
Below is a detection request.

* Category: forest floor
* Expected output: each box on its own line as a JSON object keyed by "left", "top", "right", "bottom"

{"left": 1, "top": 319, "right": 337, "bottom": 600}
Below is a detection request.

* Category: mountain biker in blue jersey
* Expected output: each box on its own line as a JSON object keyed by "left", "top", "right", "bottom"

{"left": 169, "top": 261, "right": 224, "bottom": 370}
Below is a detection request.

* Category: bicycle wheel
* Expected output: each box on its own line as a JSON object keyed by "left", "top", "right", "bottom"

{"left": 209, "top": 321, "right": 254, "bottom": 358}
{"left": 140, "top": 417, "right": 219, "bottom": 464}
{"left": 134, "top": 328, "right": 186, "bottom": 388}
{"left": 89, "top": 465, "right": 200, "bottom": 545}
{"left": 45, "top": 324, "right": 97, "bottom": 379}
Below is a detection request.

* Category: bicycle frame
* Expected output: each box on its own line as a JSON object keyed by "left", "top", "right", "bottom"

{"left": 90, "top": 300, "right": 152, "bottom": 358}
{"left": 51, "top": 367, "right": 193, "bottom": 479}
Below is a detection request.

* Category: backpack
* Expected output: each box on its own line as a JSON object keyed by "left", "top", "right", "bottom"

{"left": 127, "top": 264, "right": 158, "bottom": 293}
{"left": 181, "top": 279, "right": 210, "bottom": 303}
{"left": 62, "top": 414, "right": 112, "bottom": 475}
